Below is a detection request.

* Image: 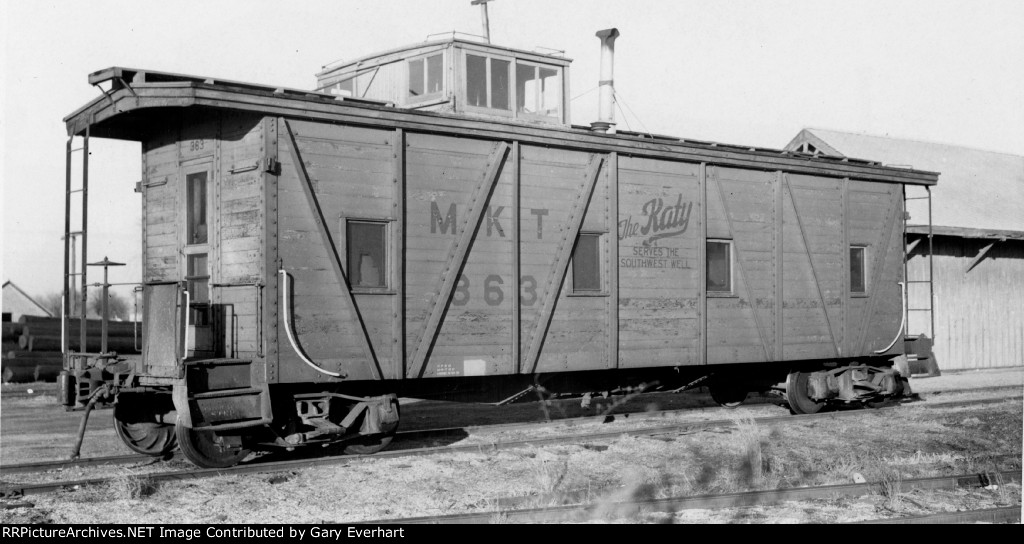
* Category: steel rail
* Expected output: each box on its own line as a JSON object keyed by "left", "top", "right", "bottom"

{"left": 2, "top": 394, "right": 1020, "bottom": 497}
{"left": 854, "top": 506, "right": 1021, "bottom": 524}
{"left": 356, "top": 471, "right": 1022, "bottom": 524}
{"left": 2, "top": 380, "right": 1020, "bottom": 400}
{"left": 2, "top": 392, "right": 1018, "bottom": 477}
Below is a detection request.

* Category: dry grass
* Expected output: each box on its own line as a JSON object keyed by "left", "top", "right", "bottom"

{"left": 878, "top": 469, "right": 904, "bottom": 511}
{"left": 109, "top": 474, "right": 158, "bottom": 500}
{"left": 8, "top": 385, "right": 1021, "bottom": 524}
{"left": 529, "top": 456, "right": 568, "bottom": 494}
{"left": 731, "top": 416, "right": 765, "bottom": 488}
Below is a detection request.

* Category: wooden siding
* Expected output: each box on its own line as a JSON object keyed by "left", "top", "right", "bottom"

{"left": 276, "top": 120, "right": 395, "bottom": 382}
{"left": 783, "top": 174, "right": 844, "bottom": 360}
{"left": 706, "top": 166, "right": 776, "bottom": 364}
{"left": 521, "top": 146, "right": 607, "bottom": 374}
{"left": 141, "top": 128, "right": 179, "bottom": 283}
{"left": 215, "top": 113, "right": 265, "bottom": 358}
{"left": 846, "top": 181, "right": 905, "bottom": 356}
{"left": 907, "top": 237, "right": 1024, "bottom": 370}
{"left": 617, "top": 157, "right": 700, "bottom": 368}
{"left": 354, "top": 61, "right": 406, "bottom": 104}
{"left": 405, "top": 134, "right": 512, "bottom": 378}
{"left": 266, "top": 119, "right": 910, "bottom": 384}
{"left": 134, "top": 112, "right": 916, "bottom": 384}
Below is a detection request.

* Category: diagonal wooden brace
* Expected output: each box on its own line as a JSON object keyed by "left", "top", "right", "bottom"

{"left": 784, "top": 174, "right": 842, "bottom": 357}
{"left": 856, "top": 188, "right": 901, "bottom": 355}
{"left": 524, "top": 155, "right": 605, "bottom": 375}
{"left": 283, "top": 119, "right": 383, "bottom": 380}
{"left": 408, "top": 142, "right": 511, "bottom": 378}
{"left": 711, "top": 167, "right": 772, "bottom": 362}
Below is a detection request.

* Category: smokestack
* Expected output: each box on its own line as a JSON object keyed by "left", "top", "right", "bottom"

{"left": 591, "top": 28, "right": 620, "bottom": 133}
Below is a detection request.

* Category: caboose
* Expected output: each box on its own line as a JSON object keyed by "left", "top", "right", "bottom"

{"left": 59, "top": 29, "right": 937, "bottom": 467}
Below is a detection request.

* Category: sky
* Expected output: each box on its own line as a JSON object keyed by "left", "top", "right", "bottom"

{"left": 2, "top": 0, "right": 1023, "bottom": 305}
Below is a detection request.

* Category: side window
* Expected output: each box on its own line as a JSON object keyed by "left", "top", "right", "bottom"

{"left": 706, "top": 240, "right": 733, "bottom": 293}
{"left": 571, "top": 233, "right": 602, "bottom": 292}
{"left": 465, "top": 54, "right": 510, "bottom": 111}
{"left": 347, "top": 220, "right": 388, "bottom": 289}
{"left": 408, "top": 53, "right": 444, "bottom": 101}
{"left": 186, "top": 171, "right": 208, "bottom": 245}
{"left": 850, "top": 246, "right": 867, "bottom": 294}
{"left": 490, "top": 58, "right": 510, "bottom": 110}
{"left": 516, "top": 62, "right": 561, "bottom": 119}
{"left": 466, "top": 54, "right": 487, "bottom": 107}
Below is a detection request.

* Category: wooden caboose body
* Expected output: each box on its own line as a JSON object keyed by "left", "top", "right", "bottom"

{"left": 62, "top": 54, "right": 936, "bottom": 466}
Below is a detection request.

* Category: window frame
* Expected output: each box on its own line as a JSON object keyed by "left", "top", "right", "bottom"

{"left": 569, "top": 232, "right": 607, "bottom": 296}
{"left": 341, "top": 218, "right": 394, "bottom": 294}
{"left": 184, "top": 253, "right": 212, "bottom": 327}
{"left": 515, "top": 60, "right": 562, "bottom": 122}
{"left": 406, "top": 52, "right": 446, "bottom": 104}
{"left": 849, "top": 244, "right": 869, "bottom": 296}
{"left": 184, "top": 163, "right": 211, "bottom": 247}
{"left": 462, "top": 50, "right": 515, "bottom": 118}
{"left": 706, "top": 239, "right": 735, "bottom": 297}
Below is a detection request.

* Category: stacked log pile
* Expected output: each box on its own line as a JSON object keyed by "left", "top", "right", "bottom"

{"left": 1, "top": 316, "right": 141, "bottom": 383}
{"left": 2, "top": 322, "right": 24, "bottom": 382}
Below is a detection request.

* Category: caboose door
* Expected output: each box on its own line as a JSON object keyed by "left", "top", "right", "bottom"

{"left": 180, "top": 161, "right": 216, "bottom": 357}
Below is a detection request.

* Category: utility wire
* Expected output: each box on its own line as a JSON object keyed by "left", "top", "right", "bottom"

{"left": 570, "top": 85, "right": 600, "bottom": 102}
{"left": 614, "top": 90, "right": 653, "bottom": 138}
{"left": 614, "top": 99, "right": 633, "bottom": 133}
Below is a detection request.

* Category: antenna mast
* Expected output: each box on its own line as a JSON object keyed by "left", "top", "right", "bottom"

{"left": 471, "top": 0, "right": 494, "bottom": 43}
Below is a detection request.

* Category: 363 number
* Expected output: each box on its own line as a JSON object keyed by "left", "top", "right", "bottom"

{"left": 452, "top": 274, "right": 537, "bottom": 307}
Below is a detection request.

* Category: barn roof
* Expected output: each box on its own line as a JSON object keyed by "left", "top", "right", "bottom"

{"left": 786, "top": 128, "right": 1024, "bottom": 235}
{"left": 1, "top": 281, "right": 53, "bottom": 320}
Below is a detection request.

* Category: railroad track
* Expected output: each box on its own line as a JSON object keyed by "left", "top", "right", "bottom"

{"left": 355, "top": 470, "right": 1022, "bottom": 524}
{"left": 1, "top": 394, "right": 1019, "bottom": 497}
{"left": 2, "top": 392, "right": 1018, "bottom": 477}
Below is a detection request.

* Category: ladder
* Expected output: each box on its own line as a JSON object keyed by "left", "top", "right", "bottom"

{"left": 63, "top": 127, "right": 90, "bottom": 366}
{"left": 903, "top": 185, "right": 937, "bottom": 375}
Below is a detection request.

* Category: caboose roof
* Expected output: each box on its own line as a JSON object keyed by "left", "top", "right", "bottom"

{"left": 65, "top": 67, "right": 938, "bottom": 186}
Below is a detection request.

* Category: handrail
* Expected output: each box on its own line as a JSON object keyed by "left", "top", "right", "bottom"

{"left": 133, "top": 285, "right": 142, "bottom": 353}
{"left": 61, "top": 295, "right": 65, "bottom": 357}
{"left": 279, "top": 270, "right": 344, "bottom": 378}
{"left": 183, "top": 289, "right": 191, "bottom": 359}
{"left": 875, "top": 281, "right": 906, "bottom": 354}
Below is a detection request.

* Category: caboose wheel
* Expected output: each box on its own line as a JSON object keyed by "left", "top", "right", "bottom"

{"left": 175, "top": 422, "right": 250, "bottom": 468}
{"left": 785, "top": 371, "right": 824, "bottom": 415}
{"left": 709, "top": 384, "right": 747, "bottom": 408}
{"left": 112, "top": 398, "right": 177, "bottom": 456}
{"left": 342, "top": 398, "right": 400, "bottom": 455}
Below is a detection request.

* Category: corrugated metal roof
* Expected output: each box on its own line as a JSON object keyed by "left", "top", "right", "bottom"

{"left": 786, "top": 128, "right": 1024, "bottom": 233}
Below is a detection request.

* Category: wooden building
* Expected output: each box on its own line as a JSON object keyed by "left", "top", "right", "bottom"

{"left": 1, "top": 281, "right": 53, "bottom": 322}
{"left": 786, "top": 129, "right": 1024, "bottom": 371}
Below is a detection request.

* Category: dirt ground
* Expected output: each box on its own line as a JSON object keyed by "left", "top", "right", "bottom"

{"left": 1, "top": 367, "right": 1021, "bottom": 524}
{"left": 2, "top": 366, "right": 1020, "bottom": 464}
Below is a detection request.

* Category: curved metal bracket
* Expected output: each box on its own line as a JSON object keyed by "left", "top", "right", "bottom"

{"left": 874, "top": 281, "right": 906, "bottom": 354}
{"left": 279, "top": 269, "right": 346, "bottom": 378}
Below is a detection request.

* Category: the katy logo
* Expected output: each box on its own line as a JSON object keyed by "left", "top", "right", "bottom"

{"left": 618, "top": 195, "right": 694, "bottom": 245}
